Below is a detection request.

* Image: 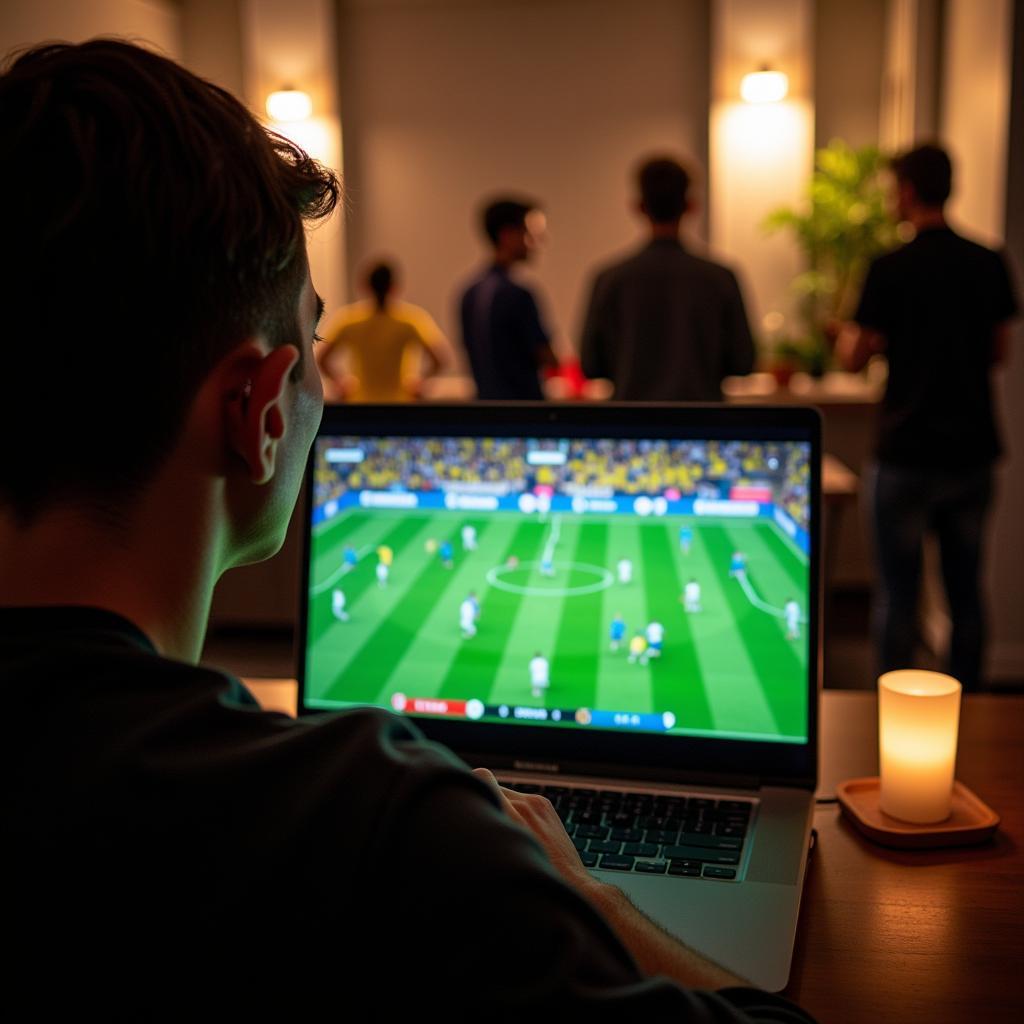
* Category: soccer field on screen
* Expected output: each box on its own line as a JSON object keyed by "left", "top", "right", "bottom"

{"left": 305, "top": 508, "right": 809, "bottom": 742}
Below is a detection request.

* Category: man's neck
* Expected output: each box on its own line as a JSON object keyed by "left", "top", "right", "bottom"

{"left": 649, "top": 220, "right": 682, "bottom": 241}
{"left": 0, "top": 485, "right": 223, "bottom": 663}
{"left": 908, "top": 206, "right": 947, "bottom": 232}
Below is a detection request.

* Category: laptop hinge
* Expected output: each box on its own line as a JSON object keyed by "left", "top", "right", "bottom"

{"left": 501, "top": 759, "right": 762, "bottom": 792}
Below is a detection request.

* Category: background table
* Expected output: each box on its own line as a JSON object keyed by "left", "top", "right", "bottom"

{"left": 244, "top": 682, "right": 1023, "bottom": 1023}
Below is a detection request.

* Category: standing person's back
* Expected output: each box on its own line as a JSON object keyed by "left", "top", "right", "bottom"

{"left": 839, "top": 143, "right": 1018, "bottom": 690}
{"left": 855, "top": 226, "right": 1009, "bottom": 467}
{"left": 459, "top": 197, "right": 558, "bottom": 399}
{"left": 581, "top": 156, "right": 755, "bottom": 401}
{"left": 319, "top": 260, "right": 446, "bottom": 402}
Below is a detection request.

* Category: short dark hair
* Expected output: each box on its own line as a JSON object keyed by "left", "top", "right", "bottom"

{"left": 892, "top": 143, "right": 953, "bottom": 207}
{"left": 481, "top": 197, "right": 535, "bottom": 245}
{"left": 0, "top": 40, "right": 339, "bottom": 524}
{"left": 365, "top": 261, "right": 395, "bottom": 307}
{"left": 636, "top": 156, "right": 691, "bottom": 223}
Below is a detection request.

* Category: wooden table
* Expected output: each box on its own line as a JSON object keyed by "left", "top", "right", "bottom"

{"left": 791, "top": 691, "right": 1023, "bottom": 1024}
{"left": 244, "top": 682, "right": 1023, "bottom": 1023}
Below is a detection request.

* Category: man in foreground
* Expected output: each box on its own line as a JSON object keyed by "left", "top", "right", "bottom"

{"left": 459, "top": 196, "right": 559, "bottom": 399}
{"left": 580, "top": 156, "right": 755, "bottom": 400}
{"left": 838, "top": 143, "right": 1018, "bottom": 690}
{"left": 1, "top": 41, "right": 812, "bottom": 1019}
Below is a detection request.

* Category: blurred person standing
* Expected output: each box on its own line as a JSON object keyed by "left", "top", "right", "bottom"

{"left": 838, "top": 143, "right": 1019, "bottom": 690}
{"left": 317, "top": 260, "right": 448, "bottom": 402}
{"left": 580, "top": 156, "right": 755, "bottom": 401}
{"left": 459, "top": 197, "right": 558, "bottom": 399}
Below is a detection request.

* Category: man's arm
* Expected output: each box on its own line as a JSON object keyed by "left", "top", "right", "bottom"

{"left": 992, "top": 321, "right": 1012, "bottom": 366}
{"left": 580, "top": 272, "right": 611, "bottom": 380}
{"left": 520, "top": 287, "right": 559, "bottom": 371}
{"left": 835, "top": 322, "right": 885, "bottom": 373}
{"left": 722, "top": 271, "right": 756, "bottom": 378}
{"left": 474, "top": 768, "right": 748, "bottom": 991}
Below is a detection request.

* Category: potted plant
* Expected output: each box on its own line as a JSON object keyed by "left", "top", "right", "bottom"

{"left": 762, "top": 139, "right": 899, "bottom": 376}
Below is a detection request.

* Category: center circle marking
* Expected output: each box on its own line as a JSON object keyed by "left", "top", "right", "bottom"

{"left": 485, "top": 560, "right": 614, "bottom": 597}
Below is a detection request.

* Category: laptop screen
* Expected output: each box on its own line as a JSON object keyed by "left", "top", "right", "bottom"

{"left": 300, "top": 407, "right": 815, "bottom": 751}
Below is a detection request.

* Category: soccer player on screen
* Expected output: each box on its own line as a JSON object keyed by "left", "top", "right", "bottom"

{"left": 609, "top": 613, "right": 626, "bottom": 652}
{"left": 729, "top": 551, "right": 746, "bottom": 577}
{"left": 784, "top": 598, "right": 801, "bottom": 640}
{"left": 343, "top": 544, "right": 358, "bottom": 570}
{"left": 628, "top": 632, "right": 647, "bottom": 664}
{"left": 617, "top": 557, "right": 633, "bottom": 584}
{"left": 643, "top": 621, "right": 665, "bottom": 664}
{"left": 679, "top": 526, "right": 693, "bottom": 554}
{"left": 331, "top": 588, "right": 349, "bottom": 622}
{"left": 461, "top": 524, "right": 478, "bottom": 551}
{"left": 460, "top": 592, "right": 479, "bottom": 638}
{"left": 376, "top": 544, "right": 393, "bottom": 587}
{"left": 529, "top": 652, "right": 550, "bottom": 698}
{"left": 439, "top": 540, "right": 454, "bottom": 569}
{"left": 682, "top": 579, "right": 701, "bottom": 613}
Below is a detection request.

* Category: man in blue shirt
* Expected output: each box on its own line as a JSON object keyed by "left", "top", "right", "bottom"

{"left": 459, "top": 197, "right": 558, "bottom": 399}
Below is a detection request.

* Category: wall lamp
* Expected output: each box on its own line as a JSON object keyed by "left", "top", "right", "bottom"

{"left": 740, "top": 66, "right": 789, "bottom": 104}
{"left": 266, "top": 86, "right": 313, "bottom": 122}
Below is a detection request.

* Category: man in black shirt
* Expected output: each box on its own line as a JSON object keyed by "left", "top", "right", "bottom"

{"left": 1, "top": 42, "right": 812, "bottom": 1019}
{"left": 580, "top": 156, "right": 756, "bottom": 400}
{"left": 839, "top": 143, "right": 1018, "bottom": 690}
{"left": 459, "top": 197, "right": 558, "bottom": 399}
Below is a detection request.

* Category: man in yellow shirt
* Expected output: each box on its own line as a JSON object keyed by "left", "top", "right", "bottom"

{"left": 317, "top": 261, "right": 448, "bottom": 402}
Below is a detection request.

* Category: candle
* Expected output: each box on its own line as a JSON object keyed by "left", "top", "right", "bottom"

{"left": 878, "top": 670, "right": 962, "bottom": 824}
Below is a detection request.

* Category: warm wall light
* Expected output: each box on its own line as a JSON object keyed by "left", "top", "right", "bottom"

{"left": 740, "top": 67, "right": 789, "bottom": 104}
{"left": 266, "top": 87, "right": 312, "bottom": 122}
{"left": 878, "top": 670, "right": 961, "bottom": 824}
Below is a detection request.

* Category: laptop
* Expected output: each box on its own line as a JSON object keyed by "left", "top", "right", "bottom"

{"left": 297, "top": 402, "right": 820, "bottom": 991}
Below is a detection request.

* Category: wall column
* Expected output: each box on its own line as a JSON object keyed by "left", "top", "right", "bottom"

{"left": 240, "top": 0, "right": 347, "bottom": 314}
{"left": 708, "top": 0, "right": 815, "bottom": 339}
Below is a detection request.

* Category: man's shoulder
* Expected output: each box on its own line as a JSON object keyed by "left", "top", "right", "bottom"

{"left": 323, "top": 299, "right": 374, "bottom": 340}
{"left": 678, "top": 248, "right": 744, "bottom": 288}
{"left": 871, "top": 228, "right": 1010, "bottom": 281}
{"left": 595, "top": 243, "right": 740, "bottom": 287}
{"left": 392, "top": 300, "right": 441, "bottom": 338}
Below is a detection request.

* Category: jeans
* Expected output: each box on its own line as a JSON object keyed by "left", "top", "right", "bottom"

{"left": 866, "top": 461, "right": 994, "bottom": 691}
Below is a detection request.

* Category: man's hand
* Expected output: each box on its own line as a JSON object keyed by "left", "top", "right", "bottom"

{"left": 471, "top": 768, "right": 595, "bottom": 893}
{"left": 471, "top": 767, "right": 748, "bottom": 990}
{"left": 835, "top": 322, "right": 885, "bottom": 372}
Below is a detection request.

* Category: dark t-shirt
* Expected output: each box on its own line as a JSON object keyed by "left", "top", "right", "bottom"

{"left": 4, "top": 606, "right": 814, "bottom": 1020}
{"left": 460, "top": 265, "right": 550, "bottom": 400}
{"left": 580, "top": 239, "right": 756, "bottom": 401}
{"left": 854, "top": 226, "right": 1018, "bottom": 468}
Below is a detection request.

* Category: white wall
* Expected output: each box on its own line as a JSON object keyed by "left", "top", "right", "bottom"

{"left": 337, "top": 0, "right": 710, "bottom": 360}
{"left": 709, "top": 0, "right": 814, "bottom": 337}
{"left": 0, "top": 0, "right": 180, "bottom": 59}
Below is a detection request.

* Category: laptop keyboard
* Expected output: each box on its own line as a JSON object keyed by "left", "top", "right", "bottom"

{"left": 502, "top": 782, "right": 753, "bottom": 881}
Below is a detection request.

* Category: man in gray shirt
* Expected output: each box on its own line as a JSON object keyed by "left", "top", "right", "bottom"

{"left": 580, "top": 157, "right": 755, "bottom": 401}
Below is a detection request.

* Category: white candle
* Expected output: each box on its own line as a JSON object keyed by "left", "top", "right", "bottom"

{"left": 878, "top": 670, "right": 962, "bottom": 824}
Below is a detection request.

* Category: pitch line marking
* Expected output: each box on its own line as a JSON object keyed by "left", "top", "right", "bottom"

{"left": 735, "top": 569, "right": 806, "bottom": 623}
{"left": 311, "top": 544, "right": 373, "bottom": 596}
{"left": 541, "top": 514, "right": 562, "bottom": 564}
{"left": 486, "top": 560, "right": 613, "bottom": 598}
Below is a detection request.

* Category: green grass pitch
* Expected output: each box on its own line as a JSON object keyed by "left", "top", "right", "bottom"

{"left": 304, "top": 509, "right": 809, "bottom": 742}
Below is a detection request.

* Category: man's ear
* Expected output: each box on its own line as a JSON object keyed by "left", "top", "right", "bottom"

{"left": 225, "top": 343, "right": 300, "bottom": 485}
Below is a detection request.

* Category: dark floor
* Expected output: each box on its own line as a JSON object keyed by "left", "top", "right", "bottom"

{"left": 201, "top": 586, "right": 899, "bottom": 691}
